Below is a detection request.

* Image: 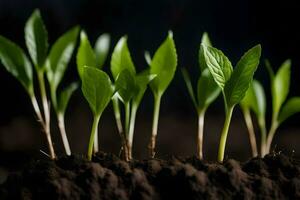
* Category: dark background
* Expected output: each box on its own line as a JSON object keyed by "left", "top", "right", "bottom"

{"left": 0, "top": 0, "right": 300, "bottom": 179}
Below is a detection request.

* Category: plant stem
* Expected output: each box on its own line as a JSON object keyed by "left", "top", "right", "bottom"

{"left": 218, "top": 106, "right": 234, "bottom": 162}
{"left": 124, "top": 102, "right": 131, "bottom": 161}
{"left": 265, "top": 121, "right": 278, "bottom": 154}
{"left": 258, "top": 118, "right": 267, "bottom": 156}
{"left": 112, "top": 97, "right": 124, "bottom": 135}
{"left": 197, "top": 109, "right": 206, "bottom": 160}
{"left": 57, "top": 113, "right": 71, "bottom": 156}
{"left": 149, "top": 93, "right": 162, "bottom": 158}
{"left": 242, "top": 108, "right": 258, "bottom": 157}
{"left": 37, "top": 71, "right": 56, "bottom": 159}
{"left": 128, "top": 104, "right": 138, "bottom": 160}
{"left": 88, "top": 115, "right": 101, "bottom": 160}
{"left": 30, "top": 95, "right": 44, "bottom": 124}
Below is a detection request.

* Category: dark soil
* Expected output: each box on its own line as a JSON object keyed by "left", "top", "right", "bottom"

{"left": 0, "top": 152, "right": 299, "bottom": 200}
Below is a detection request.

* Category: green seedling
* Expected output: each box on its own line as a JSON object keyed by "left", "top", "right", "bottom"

{"left": 240, "top": 80, "right": 266, "bottom": 156}
{"left": 111, "top": 37, "right": 155, "bottom": 160}
{"left": 46, "top": 26, "right": 79, "bottom": 155}
{"left": 77, "top": 30, "right": 111, "bottom": 153}
{"left": 202, "top": 44, "right": 261, "bottom": 162}
{"left": 148, "top": 31, "right": 177, "bottom": 158}
{"left": 263, "top": 59, "right": 300, "bottom": 155}
{"left": 181, "top": 33, "right": 221, "bottom": 159}
{"left": 81, "top": 66, "right": 114, "bottom": 160}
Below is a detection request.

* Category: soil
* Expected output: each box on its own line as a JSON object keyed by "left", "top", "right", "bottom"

{"left": 0, "top": 152, "right": 299, "bottom": 200}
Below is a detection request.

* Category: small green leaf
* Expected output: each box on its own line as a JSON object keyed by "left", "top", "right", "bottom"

{"left": 111, "top": 36, "right": 136, "bottom": 80}
{"left": 264, "top": 59, "right": 274, "bottom": 82}
{"left": 181, "top": 68, "right": 197, "bottom": 109}
{"left": 0, "top": 35, "right": 33, "bottom": 95}
{"left": 144, "top": 51, "right": 152, "bottom": 66}
{"left": 197, "top": 68, "right": 221, "bottom": 110}
{"left": 201, "top": 45, "right": 233, "bottom": 89}
{"left": 199, "top": 32, "right": 212, "bottom": 72}
{"left": 224, "top": 45, "right": 261, "bottom": 107}
{"left": 94, "top": 33, "right": 110, "bottom": 68}
{"left": 81, "top": 66, "right": 114, "bottom": 115}
{"left": 278, "top": 97, "right": 300, "bottom": 124}
{"left": 150, "top": 31, "right": 177, "bottom": 95}
{"left": 57, "top": 82, "right": 79, "bottom": 115}
{"left": 272, "top": 59, "right": 291, "bottom": 115}
{"left": 25, "top": 9, "right": 48, "bottom": 69}
{"left": 46, "top": 26, "right": 79, "bottom": 90}
{"left": 76, "top": 31, "right": 96, "bottom": 78}
{"left": 133, "top": 72, "right": 156, "bottom": 107}
{"left": 115, "top": 69, "right": 136, "bottom": 103}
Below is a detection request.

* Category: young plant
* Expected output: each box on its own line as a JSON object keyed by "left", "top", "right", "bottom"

{"left": 263, "top": 59, "right": 300, "bottom": 154}
{"left": 111, "top": 37, "right": 155, "bottom": 160}
{"left": 181, "top": 33, "right": 221, "bottom": 159}
{"left": 148, "top": 31, "right": 177, "bottom": 158}
{"left": 81, "top": 66, "right": 114, "bottom": 160}
{"left": 77, "top": 30, "right": 111, "bottom": 153}
{"left": 202, "top": 44, "right": 261, "bottom": 162}
{"left": 240, "top": 80, "right": 266, "bottom": 156}
{"left": 0, "top": 9, "right": 57, "bottom": 159}
{"left": 46, "top": 26, "right": 79, "bottom": 155}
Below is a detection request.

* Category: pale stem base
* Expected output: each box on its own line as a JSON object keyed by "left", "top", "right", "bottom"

{"left": 197, "top": 111, "right": 205, "bottom": 160}
{"left": 243, "top": 109, "right": 258, "bottom": 157}
{"left": 149, "top": 94, "right": 161, "bottom": 158}
{"left": 88, "top": 115, "right": 101, "bottom": 160}
{"left": 58, "top": 113, "right": 71, "bottom": 156}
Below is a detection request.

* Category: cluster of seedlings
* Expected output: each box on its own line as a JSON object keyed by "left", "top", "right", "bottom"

{"left": 0, "top": 10, "right": 300, "bottom": 162}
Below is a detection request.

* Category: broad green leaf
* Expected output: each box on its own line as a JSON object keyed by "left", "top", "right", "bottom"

{"left": 278, "top": 97, "right": 300, "bottom": 124}
{"left": 224, "top": 45, "right": 261, "bottom": 107}
{"left": 201, "top": 45, "right": 233, "bottom": 89}
{"left": 150, "top": 31, "right": 177, "bottom": 95}
{"left": 199, "top": 32, "right": 212, "bottom": 72}
{"left": 57, "top": 82, "right": 79, "bottom": 114}
{"left": 115, "top": 69, "right": 136, "bottom": 103}
{"left": 197, "top": 68, "right": 221, "bottom": 110}
{"left": 25, "top": 9, "right": 48, "bottom": 69}
{"left": 0, "top": 35, "right": 33, "bottom": 95}
{"left": 133, "top": 72, "right": 156, "bottom": 107}
{"left": 181, "top": 68, "right": 197, "bottom": 109}
{"left": 111, "top": 36, "right": 136, "bottom": 80}
{"left": 46, "top": 26, "right": 79, "bottom": 90}
{"left": 94, "top": 33, "right": 110, "bottom": 67}
{"left": 272, "top": 59, "right": 291, "bottom": 115}
{"left": 81, "top": 66, "right": 114, "bottom": 115}
{"left": 76, "top": 31, "right": 96, "bottom": 78}
{"left": 144, "top": 51, "right": 152, "bottom": 66}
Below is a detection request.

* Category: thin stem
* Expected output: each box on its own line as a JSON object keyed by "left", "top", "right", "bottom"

{"left": 218, "top": 106, "right": 234, "bottom": 162}
{"left": 93, "top": 127, "right": 99, "bottom": 153}
{"left": 258, "top": 118, "right": 267, "bottom": 156}
{"left": 88, "top": 115, "right": 101, "bottom": 161}
{"left": 125, "top": 102, "right": 131, "bottom": 136}
{"left": 30, "top": 95, "right": 44, "bottom": 124}
{"left": 112, "top": 97, "right": 124, "bottom": 135}
{"left": 149, "top": 93, "right": 162, "bottom": 158}
{"left": 242, "top": 109, "right": 258, "bottom": 157}
{"left": 197, "top": 109, "right": 206, "bottom": 160}
{"left": 37, "top": 71, "right": 55, "bottom": 159}
{"left": 265, "top": 121, "right": 278, "bottom": 154}
{"left": 128, "top": 104, "right": 138, "bottom": 160}
{"left": 57, "top": 113, "right": 71, "bottom": 156}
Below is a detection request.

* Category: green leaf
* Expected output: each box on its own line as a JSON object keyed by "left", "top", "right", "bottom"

{"left": 181, "top": 68, "right": 197, "bottom": 109}
{"left": 201, "top": 45, "right": 233, "bottom": 89}
{"left": 272, "top": 59, "right": 291, "bottom": 115}
{"left": 81, "top": 66, "right": 114, "bottom": 115}
{"left": 94, "top": 33, "right": 110, "bottom": 68}
{"left": 133, "top": 71, "right": 156, "bottom": 107}
{"left": 110, "top": 36, "right": 136, "bottom": 80}
{"left": 199, "top": 32, "right": 212, "bottom": 72}
{"left": 0, "top": 35, "right": 33, "bottom": 95}
{"left": 115, "top": 69, "right": 136, "bottom": 103}
{"left": 197, "top": 68, "right": 221, "bottom": 110}
{"left": 278, "top": 97, "right": 300, "bottom": 124}
{"left": 76, "top": 31, "right": 96, "bottom": 78}
{"left": 224, "top": 45, "right": 261, "bottom": 107}
{"left": 144, "top": 51, "right": 152, "bottom": 66}
{"left": 46, "top": 26, "right": 79, "bottom": 90}
{"left": 150, "top": 31, "right": 177, "bottom": 95}
{"left": 264, "top": 59, "right": 274, "bottom": 82}
{"left": 25, "top": 9, "right": 48, "bottom": 69}
{"left": 57, "top": 82, "right": 79, "bottom": 115}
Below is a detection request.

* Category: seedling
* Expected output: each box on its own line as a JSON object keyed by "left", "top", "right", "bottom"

{"left": 202, "top": 44, "right": 261, "bottom": 162}
{"left": 148, "top": 31, "right": 177, "bottom": 158}
{"left": 76, "top": 30, "right": 111, "bottom": 153}
{"left": 181, "top": 33, "right": 221, "bottom": 159}
{"left": 111, "top": 37, "right": 155, "bottom": 160}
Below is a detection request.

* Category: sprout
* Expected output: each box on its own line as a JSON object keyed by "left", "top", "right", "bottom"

{"left": 181, "top": 33, "right": 221, "bottom": 159}
{"left": 202, "top": 44, "right": 261, "bottom": 162}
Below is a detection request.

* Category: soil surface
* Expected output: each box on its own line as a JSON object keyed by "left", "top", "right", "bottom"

{"left": 0, "top": 152, "right": 299, "bottom": 200}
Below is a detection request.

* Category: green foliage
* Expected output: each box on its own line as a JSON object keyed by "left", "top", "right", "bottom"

{"left": 94, "top": 33, "right": 110, "bottom": 67}
{"left": 57, "top": 82, "right": 79, "bottom": 115}
{"left": 278, "top": 97, "right": 300, "bottom": 124}
{"left": 115, "top": 69, "right": 136, "bottom": 103}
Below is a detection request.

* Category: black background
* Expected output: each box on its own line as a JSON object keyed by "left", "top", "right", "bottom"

{"left": 0, "top": 0, "right": 299, "bottom": 168}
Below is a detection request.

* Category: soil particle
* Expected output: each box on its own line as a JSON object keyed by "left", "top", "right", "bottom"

{"left": 0, "top": 152, "right": 299, "bottom": 199}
